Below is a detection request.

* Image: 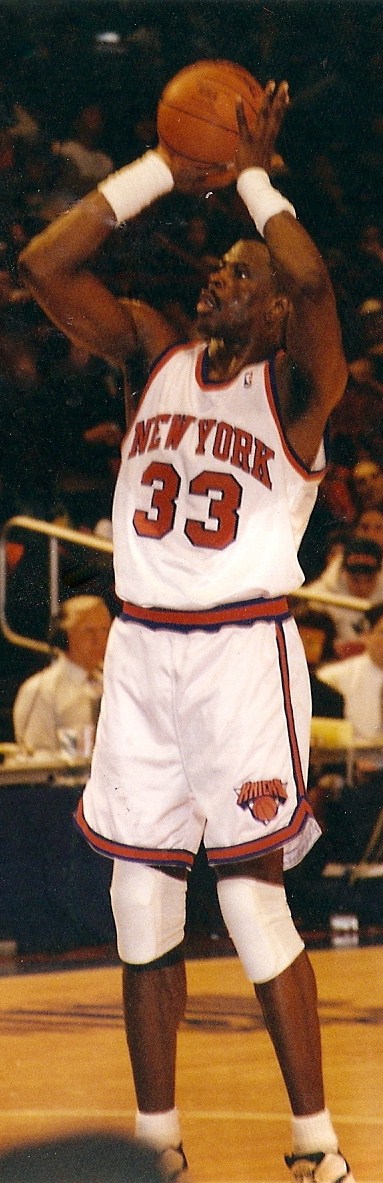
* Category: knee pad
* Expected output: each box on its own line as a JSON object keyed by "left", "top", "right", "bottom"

{"left": 110, "top": 861, "right": 187, "bottom": 965}
{"left": 217, "top": 876, "right": 304, "bottom": 984}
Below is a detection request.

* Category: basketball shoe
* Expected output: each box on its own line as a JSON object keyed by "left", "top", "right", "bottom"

{"left": 158, "top": 1143, "right": 189, "bottom": 1181}
{"left": 285, "top": 1151, "right": 355, "bottom": 1182}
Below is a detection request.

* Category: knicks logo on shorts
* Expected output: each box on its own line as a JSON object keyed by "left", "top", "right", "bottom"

{"left": 235, "top": 778, "right": 288, "bottom": 825}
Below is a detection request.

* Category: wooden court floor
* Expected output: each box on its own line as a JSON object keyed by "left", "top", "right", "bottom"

{"left": 0, "top": 945, "right": 382, "bottom": 1183}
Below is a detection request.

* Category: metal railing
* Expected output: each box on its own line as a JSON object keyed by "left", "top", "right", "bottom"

{"left": 0, "top": 513, "right": 371, "bottom": 656}
{"left": 291, "top": 584, "right": 370, "bottom": 613}
{"left": 0, "top": 515, "right": 113, "bottom": 656}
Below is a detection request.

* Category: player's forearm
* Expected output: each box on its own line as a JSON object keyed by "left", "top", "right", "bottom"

{"left": 18, "top": 153, "right": 176, "bottom": 362}
{"left": 19, "top": 191, "right": 138, "bottom": 363}
{"left": 237, "top": 167, "right": 347, "bottom": 428}
{"left": 19, "top": 190, "right": 114, "bottom": 287}
{"left": 236, "top": 165, "right": 330, "bottom": 303}
{"left": 19, "top": 261, "right": 137, "bottom": 366}
{"left": 264, "top": 211, "right": 333, "bottom": 305}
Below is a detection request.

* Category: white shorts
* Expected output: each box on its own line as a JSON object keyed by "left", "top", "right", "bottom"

{"left": 76, "top": 612, "right": 321, "bottom": 871}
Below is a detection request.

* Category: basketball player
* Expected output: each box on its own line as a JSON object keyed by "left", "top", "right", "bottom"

{"left": 19, "top": 81, "right": 355, "bottom": 1183}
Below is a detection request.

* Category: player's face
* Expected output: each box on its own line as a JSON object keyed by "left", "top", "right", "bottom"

{"left": 196, "top": 241, "right": 276, "bottom": 339}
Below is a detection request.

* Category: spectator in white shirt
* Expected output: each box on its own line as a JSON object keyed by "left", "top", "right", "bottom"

{"left": 13, "top": 595, "right": 111, "bottom": 754}
{"left": 317, "top": 601, "right": 383, "bottom": 741}
{"left": 306, "top": 535, "right": 383, "bottom": 656}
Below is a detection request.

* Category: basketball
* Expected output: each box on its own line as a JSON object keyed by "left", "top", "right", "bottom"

{"left": 157, "top": 60, "right": 263, "bottom": 188}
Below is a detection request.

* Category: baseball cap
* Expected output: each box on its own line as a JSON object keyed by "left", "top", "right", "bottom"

{"left": 343, "top": 534, "right": 382, "bottom": 575}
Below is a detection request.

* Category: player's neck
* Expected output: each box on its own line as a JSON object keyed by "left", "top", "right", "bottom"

{"left": 206, "top": 337, "right": 264, "bottom": 381}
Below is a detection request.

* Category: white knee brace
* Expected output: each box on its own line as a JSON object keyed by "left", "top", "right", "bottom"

{"left": 217, "top": 876, "right": 304, "bottom": 983}
{"left": 110, "top": 860, "right": 187, "bottom": 965}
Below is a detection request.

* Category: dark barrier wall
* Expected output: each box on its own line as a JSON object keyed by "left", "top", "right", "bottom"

{"left": 0, "top": 785, "right": 115, "bottom": 954}
{"left": 0, "top": 783, "right": 224, "bottom": 955}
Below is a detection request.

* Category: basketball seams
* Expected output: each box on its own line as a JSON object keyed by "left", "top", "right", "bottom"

{"left": 158, "top": 87, "right": 261, "bottom": 133}
{"left": 157, "top": 100, "right": 241, "bottom": 139}
{"left": 157, "top": 59, "right": 262, "bottom": 182}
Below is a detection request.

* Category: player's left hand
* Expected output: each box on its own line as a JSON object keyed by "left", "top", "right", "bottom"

{"left": 235, "top": 80, "right": 290, "bottom": 177}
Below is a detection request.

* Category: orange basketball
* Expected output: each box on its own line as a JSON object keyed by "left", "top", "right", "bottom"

{"left": 157, "top": 60, "right": 263, "bottom": 188}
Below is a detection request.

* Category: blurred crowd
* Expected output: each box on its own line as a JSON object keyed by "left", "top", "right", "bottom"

{"left": 0, "top": 4, "right": 383, "bottom": 761}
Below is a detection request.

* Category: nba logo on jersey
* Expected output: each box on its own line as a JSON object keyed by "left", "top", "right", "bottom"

{"left": 244, "top": 370, "right": 253, "bottom": 386}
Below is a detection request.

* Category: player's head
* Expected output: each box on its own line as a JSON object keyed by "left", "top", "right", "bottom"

{"left": 196, "top": 238, "right": 290, "bottom": 356}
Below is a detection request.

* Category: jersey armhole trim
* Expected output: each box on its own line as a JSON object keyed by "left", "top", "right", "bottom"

{"left": 265, "top": 355, "right": 329, "bottom": 481}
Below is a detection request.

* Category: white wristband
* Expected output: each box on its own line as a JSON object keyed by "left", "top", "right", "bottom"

{"left": 97, "top": 150, "right": 174, "bottom": 224}
{"left": 237, "top": 167, "right": 296, "bottom": 237}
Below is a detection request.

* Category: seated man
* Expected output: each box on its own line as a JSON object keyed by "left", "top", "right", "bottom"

{"left": 13, "top": 595, "right": 111, "bottom": 754}
{"left": 306, "top": 535, "right": 383, "bottom": 656}
{"left": 317, "top": 600, "right": 383, "bottom": 742}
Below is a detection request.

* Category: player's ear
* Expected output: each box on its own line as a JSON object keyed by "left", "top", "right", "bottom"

{"left": 265, "top": 294, "right": 290, "bottom": 325}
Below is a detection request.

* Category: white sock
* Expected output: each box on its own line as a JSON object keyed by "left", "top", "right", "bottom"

{"left": 291, "top": 1109, "right": 338, "bottom": 1155}
{"left": 135, "top": 1108, "right": 181, "bottom": 1150}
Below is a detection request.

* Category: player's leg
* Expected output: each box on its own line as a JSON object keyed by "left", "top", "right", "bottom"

{"left": 110, "top": 860, "right": 189, "bottom": 1177}
{"left": 216, "top": 852, "right": 355, "bottom": 1182}
{"left": 122, "top": 945, "right": 187, "bottom": 1113}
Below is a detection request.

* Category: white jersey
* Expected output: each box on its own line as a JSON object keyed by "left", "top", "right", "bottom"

{"left": 112, "top": 342, "right": 326, "bottom": 615}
